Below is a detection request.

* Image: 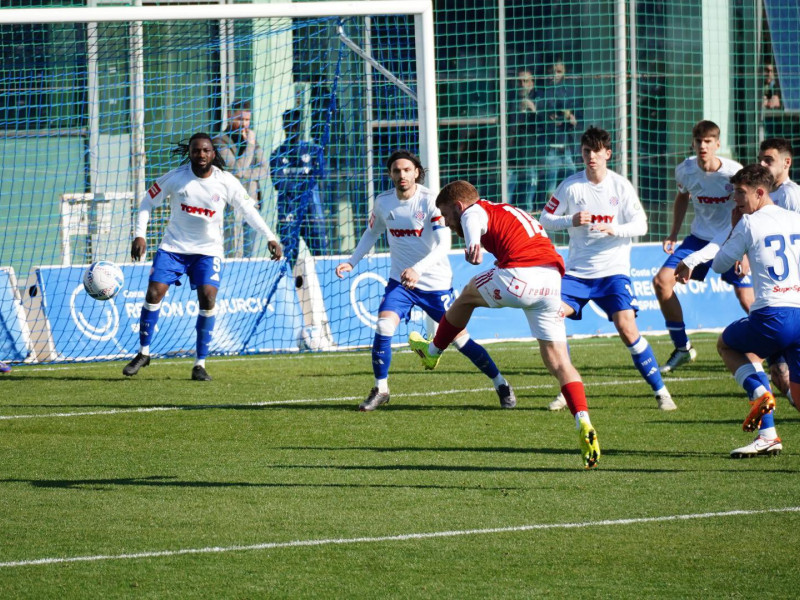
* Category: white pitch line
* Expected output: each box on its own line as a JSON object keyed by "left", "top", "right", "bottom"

{"left": 0, "top": 375, "right": 723, "bottom": 421}
{"left": 2, "top": 506, "right": 798, "bottom": 569}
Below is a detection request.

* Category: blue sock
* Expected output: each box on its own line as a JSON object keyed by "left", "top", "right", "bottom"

{"left": 628, "top": 337, "right": 664, "bottom": 392}
{"left": 734, "top": 364, "right": 769, "bottom": 401}
{"left": 372, "top": 334, "right": 392, "bottom": 380}
{"left": 665, "top": 320, "right": 689, "bottom": 349}
{"left": 196, "top": 314, "right": 216, "bottom": 360}
{"left": 456, "top": 339, "right": 500, "bottom": 379}
{"left": 139, "top": 307, "right": 160, "bottom": 348}
{"left": 759, "top": 410, "right": 775, "bottom": 431}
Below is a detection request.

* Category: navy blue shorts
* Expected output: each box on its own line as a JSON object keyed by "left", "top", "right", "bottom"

{"left": 661, "top": 234, "right": 752, "bottom": 289}
{"left": 378, "top": 279, "right": 455, "bottom": 322}
{"left": 561, "top": 274, "right": 638, "bottom": 321}
{"left": 150, "top": 250, "right": 222, "bottom": 290}
{"left": 722, "top": 306, "right": 800, "bottom": 384}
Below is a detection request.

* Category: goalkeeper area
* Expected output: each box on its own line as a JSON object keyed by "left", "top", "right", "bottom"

{"left": 1, "top": 334, "right": 799, "bottom": 596}
{"left": 0, "top": 1, "right": 437, "bottom": 364}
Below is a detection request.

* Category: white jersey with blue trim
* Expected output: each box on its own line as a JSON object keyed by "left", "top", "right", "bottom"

{"left": 771, "top": 178, "right": 800, "bottom": 212}
{"left": 676, "top": 156, "right": 742, "bottom": 241}
{"left": 137, "top": 164, "right": 266, "bottom": 259}
{"left": 546, "top": 170, "right": 647, "bottom": 278}
{"left": 713, "top": 204, "right": 800, "bottom": 311}
{"left": 348, "top": 185, "right": 451, "bottom": 291}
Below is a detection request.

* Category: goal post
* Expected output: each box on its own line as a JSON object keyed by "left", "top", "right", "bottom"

{"left": 0, "top": 1, "right": 439, "bottom": 363}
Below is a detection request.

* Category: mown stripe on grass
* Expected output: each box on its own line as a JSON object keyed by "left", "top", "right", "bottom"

{"left": 0, "top": 375, "right": 723, "bottom": 420}
{"left": 2, "top": 506, "right": 798, "bottom": 568}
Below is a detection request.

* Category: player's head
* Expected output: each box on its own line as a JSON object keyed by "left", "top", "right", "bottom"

{"left": 228, "top": 100, "right": 252, "bottom": 131}
{"left": 435, "top": 180, "right": 480, "bottom": 238}
{"left": 580, "top": 126, "right": 612, "bottom": 177}
{"left": 691, "top": 120, "right": 721, "bottom": 159}
{"left": 386, "top": 150, "right": 425, "bottom": 194}
{"left": 173, "top": 133, "right": 225, "bottom": 172}
{"left": 759, "top": 137, "right": 793, "bottom": 187}
{"left": 730, "top": 164, "right": 774, "bottom": 214}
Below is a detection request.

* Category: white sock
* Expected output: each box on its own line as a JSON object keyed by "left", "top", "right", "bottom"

{"left": 759, "top": 426, "right": 778, "bottom": 440}
{"left": 376, "top": 378, "right": 389, "bottom": 393}
{"left": 492, "top": 374, "right": 507, "bottom": 388}
{"left": 194, "top": 358, "right": 205, "bottom": 368}
{"left": 428, "top": 342, "right": 443, "bottom": 356}
{"left": 575, "top": 411, "right": 590, "bottom": 428}
{"left": 140, "top": 345, "right": 150, "bottom": 356}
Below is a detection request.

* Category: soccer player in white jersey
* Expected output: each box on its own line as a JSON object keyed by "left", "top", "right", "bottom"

{"left": 123, "top": 133, "right": 282, "bottom": 381}
{"left": 540, "top": 126, "right": 675, "bottom": 411}
{"left": 711, "top": 164, "right": 800, "bottom": 457}
{"left": 676, "top": 138, "right": 800, "bottom": 399}
{"left": 652, "top": 120, "right": 751, "bottom": 374}
{"left": 335, "top": 151, "right": 512, "bottom": 411}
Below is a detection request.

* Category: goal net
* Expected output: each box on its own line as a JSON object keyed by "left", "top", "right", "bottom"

{"left": 0, "top": 1, "right": 437, "bottom": 363}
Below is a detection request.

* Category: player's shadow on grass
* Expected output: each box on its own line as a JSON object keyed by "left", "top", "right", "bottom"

{"left": 1, "top": 475, "right": 540, "bottom": 491}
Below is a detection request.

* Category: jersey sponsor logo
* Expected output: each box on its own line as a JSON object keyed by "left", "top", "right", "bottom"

{"left": 180, "top": 203, "right": 217, "bottom": 218}
{"left": 389, "top": 228, "right": 423, "bottom": 237}
{"left": 544, "top": 196, "right": 560, "bottom": 214}
{"left": 696, "top": 195, "right": 729, "bottom": 204}
{"left": 147, "top": 182, "right": 161, "bottom": 199}
{"left": 772, "top": 284, "right": 800, "bottom": 293}
{"left": 590, "top": 214, "right": 614, "bottom": 224}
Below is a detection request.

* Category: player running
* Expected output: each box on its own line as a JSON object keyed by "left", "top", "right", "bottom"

{"left": 408, "top": 180, "right": 600, "bottom": 469}
{"left": 711, "top": 164, "right": 800, "bottom": 457}
{"left": 123, "top": 133, "right": 282, "bottom": 381}
{"left": 335, "top": 150, "right": 513, "bottom": 411}
{"left": 652, "top": 120, "right": 750, "bottom": 374}
{"left": 540, "top": 126, "right": 675, "bottom": 411}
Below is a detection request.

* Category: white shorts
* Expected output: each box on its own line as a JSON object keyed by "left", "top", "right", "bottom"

{"left": 473, "top": 265, "right": 566, "bottom": 342}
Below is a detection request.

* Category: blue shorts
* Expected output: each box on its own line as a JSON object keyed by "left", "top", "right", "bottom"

{"left": 722, "top": 306, "right": 800, "bottom": 384}
{"left": 661, "top": 234, "right": 752, "bottom": 288}
{"left": 561, "top": 274, "right": 638, "bottom": 321}
{"left": 378, "top": 279, "right": 455, "bottom": 322}
{"left": 150, "top": 250, "right": 222, "bottom": 290}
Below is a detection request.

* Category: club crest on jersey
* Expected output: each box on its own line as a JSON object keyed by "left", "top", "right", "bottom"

{"left": 211, "top": 194, "right": 221, "bottom": 203}
{"left": 414, "top": 210, "right": 425, "bottom": 220}
{"left": 147, "top": 182, "right": 161, "bottom": 199}
{"left": 608, "top": 196, "right": 619, "bottom": 207}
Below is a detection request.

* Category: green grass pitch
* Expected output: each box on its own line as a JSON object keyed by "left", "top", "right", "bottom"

{"left": 1, "top": 333, "right": 799, "bottom": 598}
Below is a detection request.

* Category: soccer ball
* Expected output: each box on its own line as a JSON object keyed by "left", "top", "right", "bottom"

{"left": 297, "top": 325, "right": 330, "bottom": 351}
{"left": 83, "top": 261, "right": 124, "bottom": 301}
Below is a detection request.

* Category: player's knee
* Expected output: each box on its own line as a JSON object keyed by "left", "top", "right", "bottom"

{"left": 651, "top": 270, "right": 674, "bottom": 298}
{"left": 375, "top": 317, "right": 398, "bottom": 337}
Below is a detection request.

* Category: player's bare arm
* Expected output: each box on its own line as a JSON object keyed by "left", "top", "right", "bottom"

{"left": 572, "top": 211, "right": 592, "bottom": 226}
{"left": 131, "top": 237, "right": 146, "bottom": 261}
{"left": 400, "top": 267, "right": 420, "bottom": 289}
{"left": 267, "top": 240, "right": 283, "bottom": 260}
{"left": 335, "top": 262, "right": 353, "bottom": 278}
{"left": 465, "top": 243, "right": 483, "bottom": 265}
{"left": 664, "top": 190, "right": 690, "bottom": 253}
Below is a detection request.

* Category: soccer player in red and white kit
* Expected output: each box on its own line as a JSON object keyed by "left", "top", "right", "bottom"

{"left": 408, "top": 180, "right": 600, "bottom": 468}
{"left": 336, "top": 151, "right": 513, "bottom": 411}
{"left": 540, "top": 126, "right": 676, "bottom": 411}
{"left": 652, "top": 120, "right": 751, "bottom": 374}
{"left": 123, "top": 133, "right": 282, "bottom": 381}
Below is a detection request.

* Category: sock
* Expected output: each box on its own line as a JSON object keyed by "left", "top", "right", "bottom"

{"left": 372, "top": 334, "right": 392, "bottom": 382}
{"left": 734, "top": 364, "right": 769, "bottom": 401}
{"left": 665, "top": 320, "right": 690, "bottom": 350}
{"left": 753, "top": 362, "right": 772, "bottom": 390}
{"left": 194, "top": 358, "right": 206, "bottom": 368}
{"left": 627, "top": 336, "right": 665, "bottom": 393}
{"left": 561, "top": 380, "right": 588, "bottom": 416}
{"left": 491, "top": 374, "right": 507, "bottom": 388}
{"left": 140, "top": 345, "right": 150, "bottom": 357}
{"left": 758, "top": 410, "right": 776, "bottom": 437}
{"left": 139, "top": 303, "right": 161, "bottom": 350}
{"left": 375, "top": 378, "right": 389, "bottom": 394}
{"left": 195, "top": 309, "right": 216, "bottom": 360}
{"left": 454, "top": 337, "right": 500, "bottom": 380}
{"left": 432, "top": 316, "right": 461, "bottom": 352}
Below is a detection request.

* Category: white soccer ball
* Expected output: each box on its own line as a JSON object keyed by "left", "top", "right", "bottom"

{"left": 297, "top": 325, "right": 328, "bottom": 351}
{"left": 83, "top": 261, "right": 124, "bottom": 301}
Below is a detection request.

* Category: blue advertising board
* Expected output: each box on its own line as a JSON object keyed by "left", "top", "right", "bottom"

{"left": 317, "top": 243, "right": 747, "bottom": 346}
{"left": 0, "top": 267, "right": 31, "bottom": 362}
{"left": 28, "top": 259, "right": 302, "bottom": 361}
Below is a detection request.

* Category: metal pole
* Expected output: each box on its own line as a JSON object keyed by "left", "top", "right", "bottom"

{"left": 615, "top": 0, "right": 628, "bottom": 178}
{"left": 498, "top": 0, "right": 508, "bottom": 203}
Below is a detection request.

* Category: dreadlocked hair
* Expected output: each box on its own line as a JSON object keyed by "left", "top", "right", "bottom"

{"left": 172, "top": 132, "right": 226, "bottom": 169}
